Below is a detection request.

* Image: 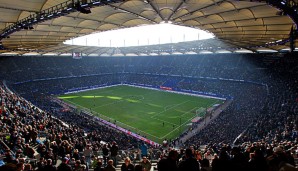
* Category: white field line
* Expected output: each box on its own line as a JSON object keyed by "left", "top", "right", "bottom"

{"left": 150, "top": 117, "right": 179, "bottom": 127}
{"left": 150, "top": 100, "right": 202, "bottom": 127}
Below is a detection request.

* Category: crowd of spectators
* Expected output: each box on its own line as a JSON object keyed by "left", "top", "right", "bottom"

{"left": 0, "top": 54, "right": 271, "bottom": 84}
{"left": 0, "top": 83, "right": 151, "bottom": 171}
{"left": 0, "top": 53, "right": 297, "bottom": 171}
{"left": 155, "top": 142, "right": 298, "bottom": 171}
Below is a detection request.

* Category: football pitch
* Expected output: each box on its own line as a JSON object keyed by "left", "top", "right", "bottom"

{"left": 58, "top": 85, "right": 223, "bottom": 143}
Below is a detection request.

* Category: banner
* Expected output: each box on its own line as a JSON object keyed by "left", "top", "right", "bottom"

{"left": 160, "top": 86, "right": 172, "bottom": 91}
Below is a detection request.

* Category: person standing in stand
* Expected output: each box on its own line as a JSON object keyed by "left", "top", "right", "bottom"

{"left": 102, "top": 144, "right": 109, "bottom": 167}
{"left": 110, "top": 141, "right": 119, "bottom": 167}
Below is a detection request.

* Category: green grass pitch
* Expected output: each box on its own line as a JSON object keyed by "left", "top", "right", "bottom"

{"left": 58, "top": 85, "right": 223, "bottom": 143}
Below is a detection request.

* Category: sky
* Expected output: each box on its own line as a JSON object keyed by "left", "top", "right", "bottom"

{"left": 64, "top": 23, "right": 215, "bottom": 47}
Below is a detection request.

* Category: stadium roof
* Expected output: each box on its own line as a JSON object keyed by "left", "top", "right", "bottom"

{"left": 0, "top": 0, "right": 296, "bottom": 55}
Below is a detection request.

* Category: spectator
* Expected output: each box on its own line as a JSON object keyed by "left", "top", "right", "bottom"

{"left": 140, "top": 156, "right": 151, "bottom": 171}
{"left": 73, "top": 149, "right": 80, "bottom": 160}
{"left": 83, "top": 144, "right": 92, "bottom": 167}
{"left": 200, "top": 159, "right": 211, "bottom": 171}
{"left": 94, "top": 160, "right": 104, "bottom": 171}
{"left": 57, "top": 157, "right": 72, "bottom": 171}
{"left": 121, "top": 157, "right": 134, "bottom": 171}
{"left": 157, "top": 149, "right": 178, "bottom": 171}
{"left": 36, "top": 157, "right": 45, "bottom": 171}
{"left": 110, "top": 141, "right": 119, "bottom": 167}
{"left": 80, "top": 156, "right": 88, "bottom": 170}
{"left": 23, "top": 163, "right": 32, "bottom": 171}
{"left": 140, "top": 143, "right": 148, "bottom": 157}
{"left": 102, "top": 144, "right": 109, "bottom": 166}
{"left": 69, "top": 158, "right": 76, "bottom": 169}
{"left": 178, "top": 148, "right": 200, "bottom": 171}
{"left": 74, "top": 160, "right": 85, "bottom": 171}
{"left": 211, "top": 154, "right": 220, "bottom": 171}
{"left": 43, "top": 159, "right": 57, "bottom": 171}
{"left": 104, "top": 160, "right": 116, "bottom": 171}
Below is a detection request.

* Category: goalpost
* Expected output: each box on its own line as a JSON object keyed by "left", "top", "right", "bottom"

{"left": 189, "top": 107, "right": 208, "bottom": 125}
{"left": 195, "top": 107, "right": 206, "bottom": 117}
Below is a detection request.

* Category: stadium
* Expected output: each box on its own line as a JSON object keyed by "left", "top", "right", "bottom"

{"left": 0, "top": 0, "right": 298, "bottom": 171}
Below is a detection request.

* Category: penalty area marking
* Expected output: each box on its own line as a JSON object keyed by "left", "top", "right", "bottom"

{"left": 150, "top": 100, "right": 191, "bottom": 119}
